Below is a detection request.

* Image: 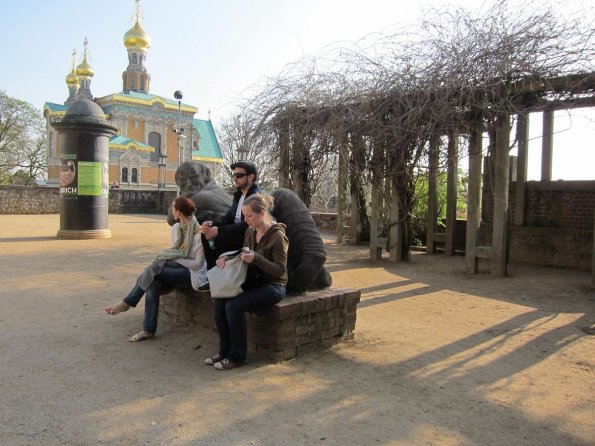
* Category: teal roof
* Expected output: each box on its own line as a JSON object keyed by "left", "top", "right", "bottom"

{"left": 110, "top": 135, "right": 150, "bottom": 146}
{"left": 109, "top": 135, "right": 154, "bottom": 152}
{"left": 193, "top": 119, "right": 223, "bottom": 160}
{"left": 44, "top": 102, "right": 67, "bottom": 112}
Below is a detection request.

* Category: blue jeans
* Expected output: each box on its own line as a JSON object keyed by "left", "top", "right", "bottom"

{"left": 123, "top": 266, "right": 192, "bottom": 334}
{"left": 213, "top": 283, "right": 286, "bottom": 363}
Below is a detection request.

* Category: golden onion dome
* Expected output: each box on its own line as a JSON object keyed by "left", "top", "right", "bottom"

{"left": 66, "top": 49, "right": 79, "bottom": 86}
{"left": 123, "top": 20, "right": 151, "bottom": 49}
{"left": 65, "top": 68, "right": 79, "bottom": 86}
{"left": 76, "top": 53, "right": 95, "bottom": 77}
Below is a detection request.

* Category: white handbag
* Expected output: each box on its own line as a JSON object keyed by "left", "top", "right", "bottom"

{"left": 206, "top": 249, "right": 248, "bottom": 298}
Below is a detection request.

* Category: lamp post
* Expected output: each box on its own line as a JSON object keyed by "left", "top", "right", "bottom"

{"left": 158, "top": 153, "right": 167, "bottom": 190}
{"left": 173, "top": 90, "right": 185, "bottom": 196}
{"left": 174, "top": 90, "right": 184, "bottom": 156}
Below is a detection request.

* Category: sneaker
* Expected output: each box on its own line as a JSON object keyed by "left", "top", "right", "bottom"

{"left": 214, "top": 358, "right": 244, "bottom": 370}
{"left": 204, "top": 353, "right": 224, "bottom": 365}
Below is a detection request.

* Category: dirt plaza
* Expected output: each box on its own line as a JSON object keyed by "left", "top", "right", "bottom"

{"left": 0, "top": 213, "right": 593, "bottom": 445}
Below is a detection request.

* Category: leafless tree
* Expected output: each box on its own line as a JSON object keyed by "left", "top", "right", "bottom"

{"left": 217, "top": 0, "right": 595, "bottom": 254}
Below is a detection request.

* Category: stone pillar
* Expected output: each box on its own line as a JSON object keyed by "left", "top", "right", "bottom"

{"left": 426, "top": 135, "right": 440, "bottom": 255}
{"left": 491, "top": 114, "right": 511, "bottom": 277}
{"left": 52, "top": 99, "right": 117, "bottom": 239}
{"left": 369, "top": 137, "right": 384, "bottom": 260}
{"left": 541, "top": 108, "right": 553, "bottom": 181}
{"left": 388, "top": 180, "right": 403, "bottom": 262}
{"left": 336, "top": 131, "right": 348, "bottom": 244}
{"left": 465, "top": 123, "right": 483, "bottom": 273}
{"left": 515, "top": 112, "right": 529, "bottom": 226}
{"left": 445, "top": 131, "right": 458, "bottom": 255}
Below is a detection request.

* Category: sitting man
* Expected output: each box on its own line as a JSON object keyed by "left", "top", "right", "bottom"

{"left": 201, "top": 161, "right": 262, "bottom": 269}
{"left": 271, "top": 188, "right": 332, "bottom": 294}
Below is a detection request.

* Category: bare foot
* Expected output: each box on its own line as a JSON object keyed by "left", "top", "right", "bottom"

{"left": 105, "top": 301, "right": 130, "bottom": 315}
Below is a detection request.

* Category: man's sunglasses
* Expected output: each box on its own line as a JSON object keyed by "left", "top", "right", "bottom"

{"left": 231, "top": 172, "right": 248, "bottom": 179}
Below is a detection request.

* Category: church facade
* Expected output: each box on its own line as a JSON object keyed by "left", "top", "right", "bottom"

{"left": 44, "top": 0, "right": 223, "bottom": 189}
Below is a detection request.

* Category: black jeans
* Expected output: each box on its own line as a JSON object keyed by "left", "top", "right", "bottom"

{"left": 213, "top": 283, "right": 285, "bottom": 363}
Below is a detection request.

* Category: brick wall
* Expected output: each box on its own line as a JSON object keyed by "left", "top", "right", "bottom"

{"left": 480, "top": 180, "right": 595, "bottom": 270}
{"left": 160, "top": 287, "right": 361, "bottom": 361}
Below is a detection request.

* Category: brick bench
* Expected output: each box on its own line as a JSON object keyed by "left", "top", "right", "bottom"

{"left": 159, "top": 287, "right": 361, "bottom": 361}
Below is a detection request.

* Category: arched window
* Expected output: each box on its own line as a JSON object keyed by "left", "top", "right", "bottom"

{"left": 132, "top": 53, "right": 138, "bottom": 64}
{"left": 140, "top": 74, "right": 145, "bottom": 91}
{"left": 148, "top": 132, "right": 161, "bottom": 162}
{"left": 131, "top": 168, "right": 138, "bottom": 183}
{"left": 121, "top": 167, "right": 128, "bottom": 183}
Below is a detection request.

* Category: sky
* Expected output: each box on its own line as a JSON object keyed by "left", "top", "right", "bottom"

{"left": 1, "top": 0, "right": 593, "bottom": 180}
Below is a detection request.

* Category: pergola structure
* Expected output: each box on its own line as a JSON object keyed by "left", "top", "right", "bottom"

{"left": 272, "top": 73, "right": 595, "bottom": 286}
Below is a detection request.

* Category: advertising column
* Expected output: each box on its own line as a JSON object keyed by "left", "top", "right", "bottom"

{"left": 52, "top": 99, "right": 117, "bottom": 239}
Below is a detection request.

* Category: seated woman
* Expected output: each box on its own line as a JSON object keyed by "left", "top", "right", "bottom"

{"left": 105, "top": 196, "right": 207, "bottom": 341}
{"left": 205, "top": 193, "right": 288, "bottom": 370}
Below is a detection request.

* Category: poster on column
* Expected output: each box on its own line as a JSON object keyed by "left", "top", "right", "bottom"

{"left": 59, "top": 155, "right": 77, "bottom": 198}
{"left": 77, "top": 161, "right": 104, "bottom": 196}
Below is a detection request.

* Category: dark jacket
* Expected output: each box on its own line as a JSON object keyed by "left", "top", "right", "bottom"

{"left": 243, "top": 223, "right": 288, "bottom": 286}
{"left": 213, "top": 183, "right": 262, "bottom": 236}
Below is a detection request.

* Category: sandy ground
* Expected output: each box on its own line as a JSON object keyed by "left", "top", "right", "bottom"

{"left": 0, "top": 213, "right": 593, "bottom": 446}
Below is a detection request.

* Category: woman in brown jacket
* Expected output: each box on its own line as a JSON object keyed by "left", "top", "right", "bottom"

{"left": 205, "top": 193, "right": 288, "bottom": 370}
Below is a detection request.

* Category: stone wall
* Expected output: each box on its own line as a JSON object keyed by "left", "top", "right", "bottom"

{"left": 311, "top": 212, "right": 337, "bottom": 231}
{"left": 0, "top": 185, "right": 176, "bottom": 215}
{"left": 0, "top": 185, "right": 60, "bottom": 214}
{"left": 109, "top": 189, "right": 177, "bottom": 214}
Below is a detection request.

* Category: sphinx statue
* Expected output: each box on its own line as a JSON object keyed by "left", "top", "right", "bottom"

{"left": 271, "top": 188, "right": 332, "bottom": 294}
{"left": 167, "top": 161, "right": 232, "bottom": 226}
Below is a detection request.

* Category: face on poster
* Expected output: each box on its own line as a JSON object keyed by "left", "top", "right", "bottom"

{"left": 60, "top": 159, "right": 76, "bottom": 188}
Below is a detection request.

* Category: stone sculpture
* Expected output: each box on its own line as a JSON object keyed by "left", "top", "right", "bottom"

{"left": 167, "top": 161, "right": 232, "bottom": 226}
{"left": 168, "top": 163, "right": 332, "bottom": 294}
{"left": 271, "top": 188, "right": 332, "bottom": 294}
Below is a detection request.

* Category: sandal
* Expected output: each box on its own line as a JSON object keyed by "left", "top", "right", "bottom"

{"left": 105, "top": 301, "right": 130, "bottom": 315}
{"left": 128, "top": 330, "right": 154, "bottom": 342}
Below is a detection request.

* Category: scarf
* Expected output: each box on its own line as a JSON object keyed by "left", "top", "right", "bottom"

{"left": 155, "top": 215, "right": 200, "bottom": 261}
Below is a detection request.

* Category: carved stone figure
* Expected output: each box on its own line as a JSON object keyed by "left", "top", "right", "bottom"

{"left": 167, "top": 163, "right": 332, "bottom": 294}
{"left": 167, "top": 161, "right": 232, "bottom": 226}
{"left": 271, "top": 188, "right": 332, "bottom": 294}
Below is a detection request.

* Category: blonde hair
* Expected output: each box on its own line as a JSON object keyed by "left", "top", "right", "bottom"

{"left": 243, "top": 193, "right": 274, "bottom": 222}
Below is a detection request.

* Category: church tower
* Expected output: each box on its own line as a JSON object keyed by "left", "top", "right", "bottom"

{"left": 65, "top": 49, "right": 79, "bottom": 105}
{"left": 122, "top": 0, "right": 151, "bottom": 93}
{"left": 76, "top": 38, "right": 95, "bottom": 100}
